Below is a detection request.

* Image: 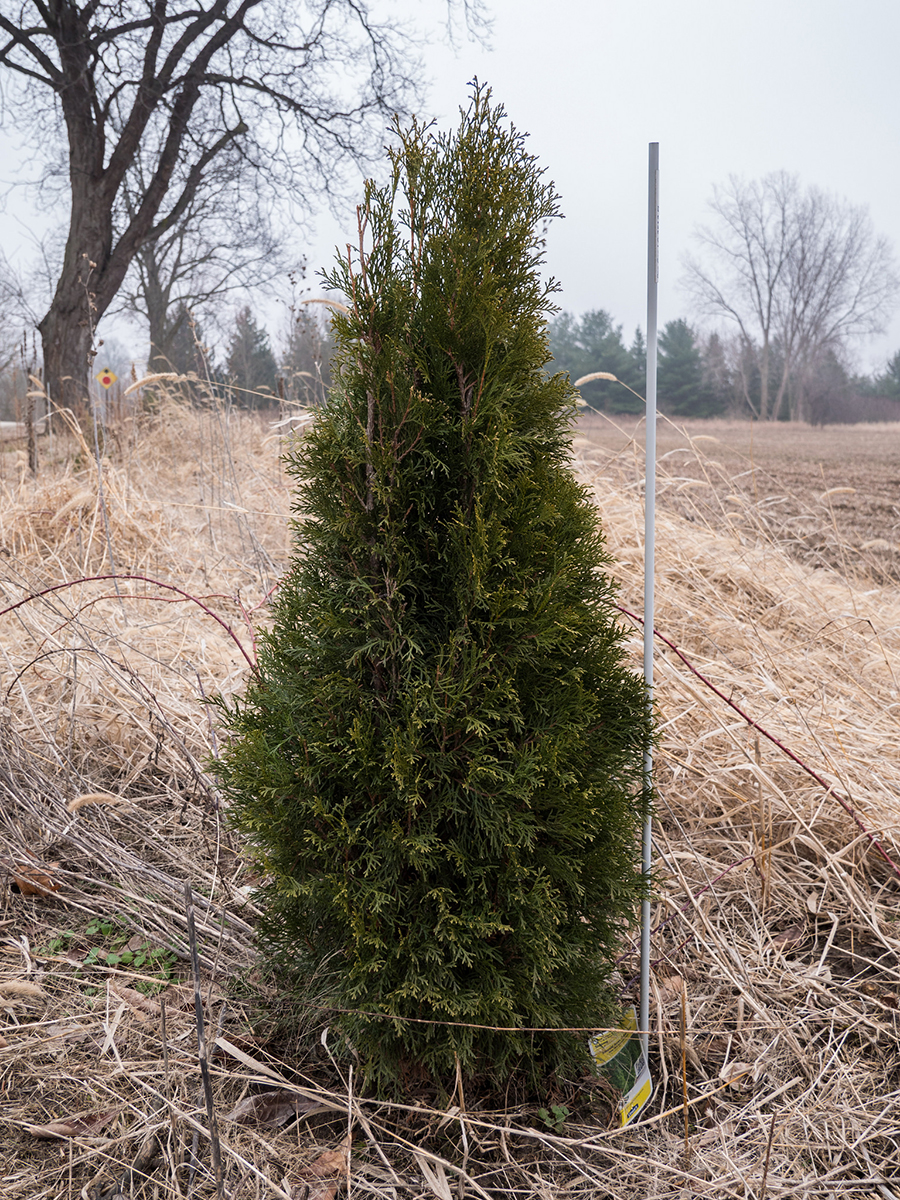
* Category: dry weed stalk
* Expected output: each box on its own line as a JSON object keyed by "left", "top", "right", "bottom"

{"left": 0, "top": 399, "right": 897, "bottom": 1197}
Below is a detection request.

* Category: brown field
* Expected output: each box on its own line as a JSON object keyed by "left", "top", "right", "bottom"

{"left": 1, "top": 402, "right": 899, "bottom": 1198}
{"left": 578, "top": 412, "right": 900, "bottom": 579}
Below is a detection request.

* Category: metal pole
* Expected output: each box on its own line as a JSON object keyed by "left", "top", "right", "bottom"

{"left": 639, "top": 142, "right": 659, "bottom": 1061}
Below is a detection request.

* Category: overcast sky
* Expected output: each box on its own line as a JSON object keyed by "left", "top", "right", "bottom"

{"left": 305, "top": 0, "right": 900, "bottom": 372}
{"left": 2, "top": 0, "right": 899, "bottom": 372}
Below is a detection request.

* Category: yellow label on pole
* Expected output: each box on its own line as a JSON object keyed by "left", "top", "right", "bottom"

{"left": 95, "top": 368, "right": 118, "bottom": 389}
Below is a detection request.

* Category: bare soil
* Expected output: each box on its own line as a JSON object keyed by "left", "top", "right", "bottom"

{"left": 579, "top": 412, "right": 900, "bottom": 580}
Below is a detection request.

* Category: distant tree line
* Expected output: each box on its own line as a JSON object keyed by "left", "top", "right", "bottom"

{"left": 547, "top": 308, "right": 900, "bottom": 424}
{"left": 681, "top": 171, "right": 899, "bottom": 422}
{"left": 122, "top": 302, "right": 334, "bottom": 413}
{"left": 546, "top": 310, "right": 730, "bottom": 418}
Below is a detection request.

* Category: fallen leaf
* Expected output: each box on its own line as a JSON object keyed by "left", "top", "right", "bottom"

{"left": 7, "top": 861, "right": 60, "bottom": 897}
{"left": 770, "top": 923, "right": 806, "bottom": 950}
{"left": 24, "top": 1107, "right": 120, "bottom": 1139}
{"left": 718, "top": 1061, "right": 758, "bottom": 1089}
{"left": 654, "top": 973, "right": 683, "bottom": 1004}
{"left": 295, "top": 1134, "right": 351, "bottom": 1200}
{"left": 223, "top": 1089, "right": 323, "bottom": 1128}
{"left": 697, "top": 1035, "right": 731, "bottom": 1065}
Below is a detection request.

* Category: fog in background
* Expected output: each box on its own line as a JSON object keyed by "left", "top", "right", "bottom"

{"left": 2, "top": 0, "right": 899, "bottom": 372}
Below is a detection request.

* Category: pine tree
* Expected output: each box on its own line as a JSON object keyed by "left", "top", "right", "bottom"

{"left": 163, "top": 304, "right": 208, "bottom": 377}
{"left": 658, "top": 319, "right": 722, "bottom": 417}
{"left": 281, "top": 309, "right": 334, "bottom": 407}
{"left": 215, "top": 87, "right": 652, "bottom": 1090}
{"left": 225, "top": 306, "right": 277, "bottom": 404}
{"left": 546, "top": 309, "right": 640, "bottom": 412}
{"left": 627, "top": 327, "right": 647, "bottom": 393}
{"left": 874, "top": 350, "right": 900, "bottom": 399}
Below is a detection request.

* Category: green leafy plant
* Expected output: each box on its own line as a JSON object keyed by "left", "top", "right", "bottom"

{"left": 39, "top": 930, "right": 78, "bottom": 955}
{"left": 215, "top": 84, "right": 653, "bottom": 1090}
{"left": 82, "top": 915, "right": 176, "bottom": 992}
{"left": 537, "top": 1104, "right": 571, "bottom": 1133}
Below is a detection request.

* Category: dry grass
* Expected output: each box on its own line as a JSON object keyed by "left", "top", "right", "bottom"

{"left": 1, "top": 399, "right": 899, "bottom": 1199}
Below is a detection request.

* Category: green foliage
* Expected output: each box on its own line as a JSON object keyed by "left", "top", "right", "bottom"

{"left": 226, "top": 305, "right": 278, "bottom": 404}
{"left": 546, "top": 310, "right": 645, "bottom": 412}
{"left": 159, "top": 303, "right": 208, "bottom": 377}
{"left": 39, "top": 914, "right": 177, "bottom": 995}
{"left": 215, "top": 86, "right": 652, "bottom": 1090}
{"left": 82, "top": 916, "right": 176, "bottom": 990}
{"left": 658, "top": 319, "right": 725, "bottom": 417}
{"left": 874, "top": 350, "right": 900, "bottom": 399}
{"left": 537, "top": 1103, "right": 571, "bottom": 1132}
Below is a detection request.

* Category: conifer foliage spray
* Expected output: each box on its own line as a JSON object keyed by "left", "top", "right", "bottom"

{"left": 216, "top": 86, "right": 653, "bottom": 1089}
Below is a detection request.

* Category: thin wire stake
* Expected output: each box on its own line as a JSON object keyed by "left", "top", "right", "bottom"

{"left": 759, "top": 1109, "right": 777, "bottom": 1197}
{"left": 680, "top": 984, "right": 690, "bottom": 1168}
{"left": 185, "top": 881, "right": 226, "bottom": 1199}
{"left": 640, "top": 141, "right": 660, "bottom": 1061}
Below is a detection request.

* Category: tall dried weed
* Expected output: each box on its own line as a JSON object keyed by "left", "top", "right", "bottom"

{"left": 0, "top": 400, "right": 897, "bottom": 1198}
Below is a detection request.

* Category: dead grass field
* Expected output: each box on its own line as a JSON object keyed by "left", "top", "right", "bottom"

{"left": 1, "top": 400, "right": 899, "bottom": 1199}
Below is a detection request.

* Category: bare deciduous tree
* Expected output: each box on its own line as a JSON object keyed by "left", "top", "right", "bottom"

{"left": 116, "top": 127, "right": 285, "bottom": 373}
{"left": 0, "top": 0, "right": 484, "bottom": 413}
{"left": 683, "top": 172, "right": 899, "bottom": 420}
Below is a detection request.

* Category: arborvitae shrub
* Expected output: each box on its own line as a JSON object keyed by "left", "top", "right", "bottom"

{"left": 216, "top": 86, "right": 652, "bottom": 1091}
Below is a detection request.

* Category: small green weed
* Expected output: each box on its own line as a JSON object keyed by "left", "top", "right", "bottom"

{"left": 537, "top": 1104, "right": 571, "bottom": 1133}
{"left": 41, "top": 930, "right": 78, "bottom": 955}
{"left": 84, "top": 915, "right": 177, "bottom": 992}
{"left": 41, "top": 914, "right": 177, "bottom": 995}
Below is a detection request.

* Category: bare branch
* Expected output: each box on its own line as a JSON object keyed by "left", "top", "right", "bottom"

{"left": 682, "top": 172, "right": 899, "bottom": 420}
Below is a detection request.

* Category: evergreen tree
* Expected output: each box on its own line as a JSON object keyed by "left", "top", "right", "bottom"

{"left": 700, "top": 332, "right": 733, "bottom": 415}
{"left": 225, "top": 306, "right": 278, "bottom": 404}
{"left": 805, "top": 350, "right": 854, "bottom": 423}
{"left": 215, "top": 88, "right": 652, "bottom": 1090}
{"left": 658, "top": 319, "right": 722, "bottom": 417}
{"left": 627, "top": 327, "right": 647, "bottom": 393}
{"left": 874, "top": 350, "right": 900, "bottom": 398}
{"left": 546, "top": 309, "right": 641, "bottom": 413}
{"left": 161, "top": 304, "right": 210, "bottom": 377}
{"left": 281, "top": 309, "right": 334, "bottom": 407}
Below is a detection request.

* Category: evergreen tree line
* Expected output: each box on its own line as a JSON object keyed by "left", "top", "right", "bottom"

{"left": 546, "top": 310, "right": 900, "bottom": 423}
{"left": 125, "top": 298, "right": 900, "bottom": 423}
{"left": 151, "top": 301, "right": 334, "bottom": 410}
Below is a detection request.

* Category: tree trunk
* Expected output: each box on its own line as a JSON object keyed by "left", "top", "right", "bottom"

{"left": 772, "top": 357, "right": 793, "bottom": 422}
{"left": 758, "top": 338, "right": 771, "bottom": 420}
{"left": 141, "top": 245, "right": 173, "bottom": 372}
{"left": 38, "top": 286, "right": 96, "bottom": 421}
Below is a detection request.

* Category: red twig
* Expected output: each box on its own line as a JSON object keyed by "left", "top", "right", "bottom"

{"left": 0, "top": 574, "right": 256, "bottom": 672}
{"left": 619, "top": 605, "right": 900, "bottom": 882}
